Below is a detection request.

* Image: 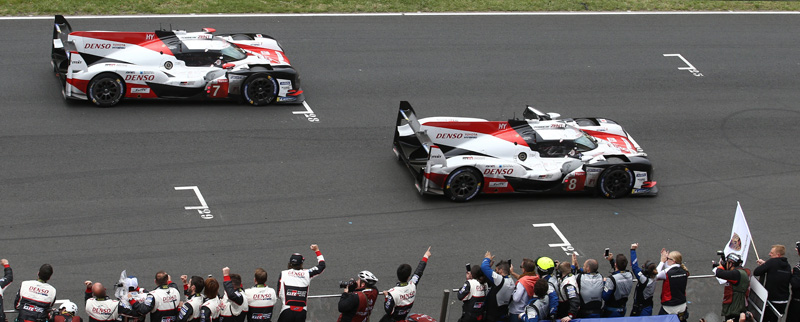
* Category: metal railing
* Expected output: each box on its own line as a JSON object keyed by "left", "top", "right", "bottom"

{"left": 438, "top": 275, "right": 786, "bottom": 322}
{"left": 2, "top": 279, "right": 786, "bottom": 322}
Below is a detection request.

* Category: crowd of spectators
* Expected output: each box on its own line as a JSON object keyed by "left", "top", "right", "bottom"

{"left": 455, "top": 243, "right": 800, "bottom": 322}
{"left": 2, "top": 242, "right": 799, "bottom": 322}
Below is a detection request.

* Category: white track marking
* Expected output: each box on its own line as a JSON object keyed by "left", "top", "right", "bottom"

{"left": 532, "top": 223, "right": 579, "bottom": 256}
{"left": 174, "top": 186, "right": 213, "bottom": 219}
{"left": 292, "top": 101, "right": 320, "bottom": 123}
{"left": 4, "top": 12, "right": 800, "bottom": 20}
{"left": 663, "top": 53, "right": 703, "bottom": 76}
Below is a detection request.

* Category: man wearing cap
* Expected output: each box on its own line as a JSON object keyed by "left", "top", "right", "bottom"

{"left": 15, "top": 264, "right": 56, "bottom": 322}
{"left": 601, "top": 253, "right": 633, "bottom": 317}
{"left": 337, "top": 271, "right": 379, "bottom": 322}
{"left": 277, "top": 244, "right": 326, "bottom": 322}
{"left": 714, "top": 253, "right": 751, "bottom": 321}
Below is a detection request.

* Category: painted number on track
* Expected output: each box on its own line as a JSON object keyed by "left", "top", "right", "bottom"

{"left": 663, "top": 53, "right": 703, "bottom": 77}
{"left": 174, "top": 186, "right": 213, "bottom": 219}
{"left": 532, "top": 223, "right": 579, "bottom": 256}
{"left": 292, "top": 101, "right": 320, "bottom": 123}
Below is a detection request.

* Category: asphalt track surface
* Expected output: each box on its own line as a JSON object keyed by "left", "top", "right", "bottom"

{"left": 2, "top": 13, "right": 800, "bottom": 321}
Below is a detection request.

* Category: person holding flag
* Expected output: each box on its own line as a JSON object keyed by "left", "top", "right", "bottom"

{"left": 754, "top": 245, "right": 791, "bottom": 322}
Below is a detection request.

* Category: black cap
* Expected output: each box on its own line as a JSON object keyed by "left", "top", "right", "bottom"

{"left": 290, "top": 253, "right": 304, "bottom": 265}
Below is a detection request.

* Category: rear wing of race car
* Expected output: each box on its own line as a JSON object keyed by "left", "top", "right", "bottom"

{"left": 395, "top": 101, "right": 434, "bottom": 154}
{"left": 52, "top": 15, "right": 77, "bottom": 78}
{"left": 393, "top": 101, "right": 446, "bottom": 195}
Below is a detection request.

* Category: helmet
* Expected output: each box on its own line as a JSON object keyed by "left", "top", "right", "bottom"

{"left": 60, "top": 301, "right": 78, "bottom": 314}
{"left": 358, "top": 270, "right": 378, "bottom": 285}
{"left": 536, "top": 257, "right": 555, "bottom": 276}
{"left": 726, "top": 253, "right": 743, "bottom": 265}
{"left": 125, "top": 276, "right": 139, "bottom": 290}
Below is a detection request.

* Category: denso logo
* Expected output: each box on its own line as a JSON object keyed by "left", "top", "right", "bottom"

{"left": 484, "top": 169, "right": 513, "bottom": 175}
{"left": 398, "top": 291, "right": 415, "bottom": 301}
{"left": 29, "top": 286, "right": 50, "bottom": 295}
{"left": 92, "top": 307, "right": 113, "bottom": 314}
{"left": 288, "top": 271, "right": 306, "bottom": 278}
{"left": 252, "top": 293, "right": 273, "bottom": 301}
{"left": 162, "top": 295, "right": 178, "bottom": 302}
{"left": 125, "top": 75, "right": 155, "bottom": 81}
{"left": 435, "top": 133, "right": 463, "bottom": 139}
{"left": 84, "top": 43, "right": 111, "bottom": 50}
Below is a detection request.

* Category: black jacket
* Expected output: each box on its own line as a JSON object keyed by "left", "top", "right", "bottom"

{"left": 753, "top": 257, "right": 791, "bottom": 301}
{"left": 0, "top": 265, "right": 13, "bottom": 322}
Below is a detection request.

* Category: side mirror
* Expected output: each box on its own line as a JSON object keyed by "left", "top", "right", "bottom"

{"left": 222, "top": 63, "right": 235, "bottom": 69}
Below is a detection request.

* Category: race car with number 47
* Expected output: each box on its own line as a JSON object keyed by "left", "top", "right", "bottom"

{"left": 392, "top": 101, "right": 658, "bottom": 202}
{"left": 51, "top": 15, "right": 303, "bottom": 107}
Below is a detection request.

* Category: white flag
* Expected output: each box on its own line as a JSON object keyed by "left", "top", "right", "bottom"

{"left": 724, "top": 202, "right": 752, "bottom": 265}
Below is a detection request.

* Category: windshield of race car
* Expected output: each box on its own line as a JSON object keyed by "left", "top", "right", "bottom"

{"left": 575, "top": 132, "right": 598, "bottom": 152}
{"left": 513, "top": 124, "right": 596, "bottom": 157}
{"left": 167, "top": 37, "right": 247, "bottom": 67}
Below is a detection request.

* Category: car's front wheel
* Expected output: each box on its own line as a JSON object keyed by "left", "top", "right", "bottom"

{"left": 598, "top": 165, "right": 634, "bottom": 199}
{"left": 88, "top": 73, "right": 125, "bottom": 107}
{"left": 444, "top": 167, "right": 483, "bottom": 202}
{"left": 242, "top": 73, "right": 277, "bottom": 106}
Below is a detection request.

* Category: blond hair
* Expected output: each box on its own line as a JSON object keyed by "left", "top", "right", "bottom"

{"left": 669, "top": 251, "right": 689, "bottom": 276}
{"left": 773, "top": 245, "right": 786, "bottom": 256}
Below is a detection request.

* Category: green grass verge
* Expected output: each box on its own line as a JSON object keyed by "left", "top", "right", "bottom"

{"left": 3, "top": 0, "right": 800, "bottom": 16}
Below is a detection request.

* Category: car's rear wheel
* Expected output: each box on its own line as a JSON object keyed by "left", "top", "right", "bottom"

{"left": 242, "top": 73, "right": 277, "bottom": 106}
{"left": 599, "top": 165, "right": 634, "bottom": 199}
{"left": 88, "top": 73, "right": 125, "bottom": 107}
{"left": 444, "top": 167, "right": 483, "bottom": 202}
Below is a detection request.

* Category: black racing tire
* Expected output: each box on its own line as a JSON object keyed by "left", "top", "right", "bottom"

{"left": 242, "top": 73, "right": 278, "bottom": 106}
{"left": 88, "top": 73, "right": 125, "bottom": 107}
{"left": 598, "top": 165, "right": 634, "bottom": 199}
{"left": 443, "top": 167, "right": 483, "bottom": 202}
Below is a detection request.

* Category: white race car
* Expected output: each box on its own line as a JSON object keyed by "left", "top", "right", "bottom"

{"left": 51, "top": 15, "right": 303, "bottom": 107}
{"left": 392, "top": 101, "right": 658, "bottom": 202}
